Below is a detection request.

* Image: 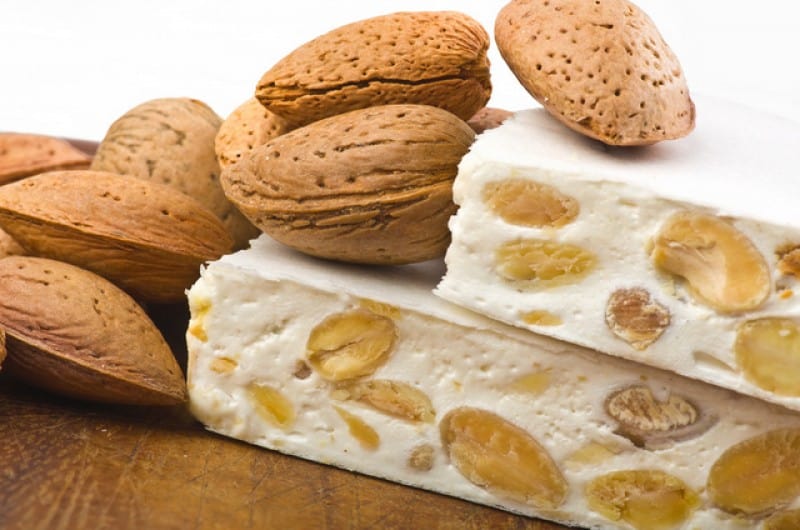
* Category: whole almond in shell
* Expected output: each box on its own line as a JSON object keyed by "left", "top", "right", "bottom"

{"left": 90, "top": 97, "right": 258, "bottom": 249}
{"left": 215, "top": 97, "right": 292, "bottom": 169}
{"left": 0, "top": 256, "right": 186, "bottom": 405}
{"left": 0, "top": 133, "right": 91, "bottom": 184}
{"left": 0, "top": 170, "right": 233, "bottom": 303}
{"left": 221, "top": 104, "right": 474, "bottom": 265}
{"left": 256, "top": 11, "right": 491, "bottom": 128}
{"left": 467, "top": 107, "right": 514, "bottom": 134}
{"left": 495, "top": 0, "right": 694, "bottom": 145}
{"left": 0, "top": 228, "right": 24, "bottom": 258}
{"left": 0, "top": 328, "right": 6, "bottom": 371}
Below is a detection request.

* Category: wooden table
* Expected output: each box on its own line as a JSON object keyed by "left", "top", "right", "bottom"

{"left": 1, "top": 299, "right": 569, "bottom": 530}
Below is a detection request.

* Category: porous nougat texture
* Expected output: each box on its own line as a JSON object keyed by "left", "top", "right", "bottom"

{"left": 436, "top": 97, "right": 800, "bottom": 412}
{"left": 187, "top": 236, "right": 800, "bottom": 530}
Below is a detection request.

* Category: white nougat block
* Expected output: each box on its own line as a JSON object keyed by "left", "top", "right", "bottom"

{"left": 436, "top": 95, "right": 800, "bottom": 412}
{"left": 187, "top": 236, "right": 800, "bottom": 530}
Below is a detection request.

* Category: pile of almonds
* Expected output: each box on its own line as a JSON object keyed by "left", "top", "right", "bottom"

{"left": 0, "top": 0, "right": 692, "bottom": 410}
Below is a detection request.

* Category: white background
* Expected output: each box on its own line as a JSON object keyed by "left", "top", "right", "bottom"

{"left": 1, "top": 0, "right": 799, "bottom": 140}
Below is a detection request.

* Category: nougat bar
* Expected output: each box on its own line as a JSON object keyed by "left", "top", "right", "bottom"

{"left": 187, "top": 235, "right": 800, "bottom": 530}
{"left": 436, "top": 95, "right": 800, "bottom": 411}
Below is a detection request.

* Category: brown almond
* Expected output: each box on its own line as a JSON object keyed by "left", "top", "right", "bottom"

{"left": 495, "top": 0, "right": 694, "bottom": 145}
{"left": 215, "top": 97, "right": 292, "bottom": 169}
{"left": 256, "top": 11, "right": 491, "bottom": 128}
{"left": 0, "top": 256, "right": 186, "bottom": 405}
{"left": 0, "top": 133, "right": 91, "bottom": 184}
{"left": 605, "top": 385, "right": 716, "bottom": 450}
{"left": 90, "top": 97, "right": 258, "bottom": 249}
{"left": 0, "top": 228, "right": 25, "bottom": 259}
{"left": 467, "top": 107, "right": 513, "bottom": 134}
{"left": 221, "top": 104, "right": 474, "bottom": 265}
{"left": 0, "top": 170, "right": 233, "bottom": 303}
{"left": 0, "top": 327, "right": 6, "bottom": 371}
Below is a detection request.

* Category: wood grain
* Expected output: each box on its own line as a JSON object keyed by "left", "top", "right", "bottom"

{"left": 0, "top": 138, "right": 573, "bottom": 530}
{"left": 0, "top": 375, "right": 569, "bottom": 530}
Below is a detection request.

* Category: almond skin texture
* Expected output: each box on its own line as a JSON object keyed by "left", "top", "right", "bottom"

{"left": 0, "top": 133, "right": 91, "bottom": 184}
{"left": 256, "top": 11, "right": 491, "bottom": 128}
{"left": 495, "top": 0, "right": 694, "bottom": 145}
{"left": 221, "top": 104, "right": 474, "bottom": 265}
{"left": 215, "top": 97, "right": 292, "bottom": 169}
{"left": 467, "top": 107, "right": 514, "bottom": 134}
{"left": 90, "top": 97, "right": 258, "bottom": 249}
{"left": 0, "top": 256, "right": 186, "bottom": 405}
{"left": 0, "top": 328, "right": 6, "bottom": 371}
{"left": 0, "top": 170, "right": 233, "bottom": 303}
{"left": 0, "top": 229, "right": 24, "bottom": 258}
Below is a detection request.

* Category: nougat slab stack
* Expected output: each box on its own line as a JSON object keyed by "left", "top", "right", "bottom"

{"left": 436, "top": 95, "right": 800, "bottom": 412}
{"left": 188, "top": 236, "right": 800, "bottom": 530}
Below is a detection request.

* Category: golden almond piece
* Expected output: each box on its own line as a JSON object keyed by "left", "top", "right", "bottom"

{"left": 605, "top": 288, "right": 670, "bottom": 350}
{"left": 495, "top": 239, "right": 596, "bottom": 288}
{"left": 306, "top": 309, "right": 397, "bottom": 381}
{"left": 0, "top": 133, "right": 91, "bottom": 184}
{"left": 484, "top": 179, "right": 579, "bottom": 228}
{"left": 0, "top": 170, "right": 233, "bottom": 302}
{"left": 708, "top": 428, "right": 800, "bottom": 516}
{"left": 91, "top": 97, "right": 258, "bottom": 249}
{"left": 605, "top": 385, "right": 715, "bottom": 450}
{"left": 0, "top": 256, "right": 186, "bottom": 405}
{"left": 408, "top": 444, "right": 436, "bottom": 471}
{"left": 215, "top": 97, "right": 292, "bottom": 169}
{"left": 586, "top": 469, "right": 699, "bottom": 530}
{"left": 334, "top": 406, "right": 380, "bottom": 450}
{"left": 256, "top": 11, "right": 491, "bottom": 127}
{"left": 336, "top": 379, "right": 435, "bottom": 423}
{"left": 440, "top": 407, "right": 567, "bottom": 509}
{"left": 652, "top": 211, "right": 770, "bottom": 313}
{"left": 765, "top": 509, "right": 800, "bottom": 530}
{"left": 495, "top": 0, "right": 694, "bottom": 145}
{"left": 777, "top": 244, "right": 800, "bottom": 278}
{"left": 735, "top": 318, "right": 800, "bottom": 396}
{"left": 247, "top": 383, "right": 295, "bottom": 429}
{"left": 467, "top": 107, "right": 513, "bottom": 134}
{"left": 222, "top": 104, "right": 474, "bottom": 265}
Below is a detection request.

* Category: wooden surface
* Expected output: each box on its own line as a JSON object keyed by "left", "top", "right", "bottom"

{"left": 0, "top": 138, "right": 571, "bottom": 530}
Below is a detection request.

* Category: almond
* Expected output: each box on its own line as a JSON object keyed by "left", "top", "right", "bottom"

{"left": 0, "top": 328, "right": 6, "bottom": 371}
{"left": 0, "top": 256, "right": 186, "bottom": 405}
{"left": 256, "top": 11, "right": 491, "bottom": 128}
{"left": 467, "top": 107, "right": 514, "bottom": 134}
{"left": 495, "top": 0, "right": 694, "bottom": 145}
{"left": 0, "top": 170, "right": 233, "bottom": 303}
{"left": 0, "top": 133, "right": 91, "bottom": 184}
{"left": 0, "top": 228, "right": 24, "bottom": 259}
{"left": 215, "top": 97, "right": 292, "bottom": 169}
{"left": 90, "top": 97, "right": 258, "bottom": 249}
{"left": 221, "top": 104, "right": 474, "bottom": 265}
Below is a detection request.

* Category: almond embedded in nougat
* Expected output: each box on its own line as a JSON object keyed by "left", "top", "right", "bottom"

{"left": 215, "top": 97, "right": 293, "bottom": 169}
{"left": 256, "top": 11, "right": 491, "bottom": 128}
{"left": 495, "top": 0, "right": 694, "bottom": 145}
{"left": 0, "top": 170, "right": 233, "bottom": 303}
{"left": 0, "top": 256, "right": 186, "bottom": 405}
{"left": 90, "top": 97, "right": 259, "bottom": 249}
{"left": 0, "top": 133, "right": 91, "bottom": 185}
{"left": 221, "top": 104, "right": 474, "bottom": 265}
